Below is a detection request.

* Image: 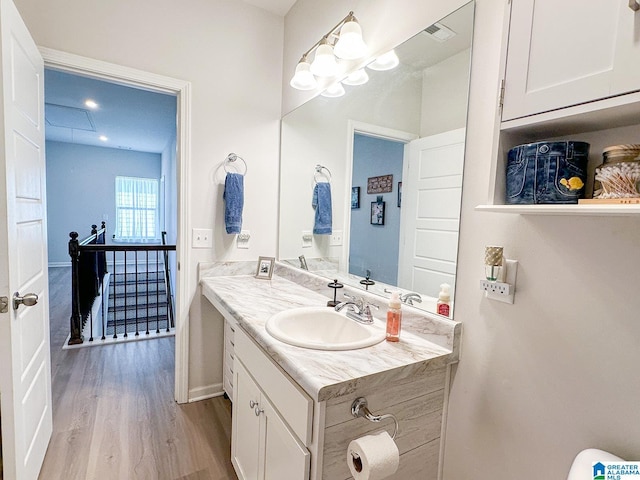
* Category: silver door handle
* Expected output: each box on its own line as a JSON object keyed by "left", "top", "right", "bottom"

{"left": 630, "top": 0, "right": 640, "bottom": 12}
{"left": 13, "top": 292, "right": 38, "bottom": 310}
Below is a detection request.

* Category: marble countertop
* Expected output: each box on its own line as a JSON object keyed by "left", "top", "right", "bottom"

{"left": 201, "top": 269, "right": 460, "bottom": 403}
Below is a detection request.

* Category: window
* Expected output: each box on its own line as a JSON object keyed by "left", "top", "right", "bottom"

{"left": 115, "top": 176, "right": 159, "bottom": 241}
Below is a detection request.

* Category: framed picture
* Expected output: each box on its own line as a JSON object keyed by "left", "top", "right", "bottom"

{"left": 397, "top": 181, "right": 402, "bottom": 207}
{"left": 255, "top": 256, "right": 275, "bottom": 279}
{"left": 370, "top": 201, "right": 385, "bottom": 225}
{"left": 367, "top": 174, "right": 393, "bottom": 194}
{"left": 351, "top": 186, "right": 360, "bottom": 209}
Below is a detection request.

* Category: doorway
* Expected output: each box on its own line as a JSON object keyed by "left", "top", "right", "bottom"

{"left": 42, "top": 48, "right": 191, "bottom": 403}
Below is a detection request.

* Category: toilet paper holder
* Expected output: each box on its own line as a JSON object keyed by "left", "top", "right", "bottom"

{"left": 351, "top": 397, "right": 399, "bottom": 440}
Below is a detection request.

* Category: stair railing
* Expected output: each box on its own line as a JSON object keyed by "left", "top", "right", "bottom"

{"left": 68, "top": 227, "right": 176, "bottom": 345}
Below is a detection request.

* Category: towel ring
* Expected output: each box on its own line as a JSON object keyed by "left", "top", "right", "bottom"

{"left": 314, "top": 164, "right": 331, "bottom": 183}
{"left": 224, "top": 153, "right": 248, "bottom": 175}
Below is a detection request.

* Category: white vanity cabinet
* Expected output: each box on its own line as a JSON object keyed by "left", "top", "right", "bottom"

{"left": 231, "top": 327, "right": 312, "bottom": 480}
{"left": 502, "top": 0, "right": 640, "bottom": 122}
{"left": 223, "top": 317, "right": 237, "bottom": 399}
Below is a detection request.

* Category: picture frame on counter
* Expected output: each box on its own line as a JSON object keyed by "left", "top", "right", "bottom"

{"left": 255, "top": 256, "right": 275, "bottom": 279}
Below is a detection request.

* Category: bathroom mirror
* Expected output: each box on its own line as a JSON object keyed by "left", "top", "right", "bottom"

{"left": 278, "top": 2, "right": 474, "bottom": 317}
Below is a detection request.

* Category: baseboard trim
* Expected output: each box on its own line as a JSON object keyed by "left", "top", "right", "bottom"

{"left": 188, "top": 383, "right": 224, "bottom": 403}
{"left": 49, "top": 262, "right": 71, "bottom": 268}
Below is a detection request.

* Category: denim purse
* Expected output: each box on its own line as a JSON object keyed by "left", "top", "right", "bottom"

{"left": 506, "top": 141, "right": 589, "bottom": 204}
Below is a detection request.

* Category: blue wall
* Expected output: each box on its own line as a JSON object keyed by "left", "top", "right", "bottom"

{"left": 349, "top": 134, "right": 405, "bottom": 285}
{"left": 46, "top": 141, "right": 161, "bottom": 264}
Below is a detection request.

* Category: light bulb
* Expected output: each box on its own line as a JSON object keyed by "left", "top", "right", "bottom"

{"left": 310, "top": 41, "right": 338, "bottom": 77}
{"left": 342, "top": 68, "right": 369, "bottom": 86}
{"left": 334, "top": 17, "right": 367, "bottom": 60}
{"left": 367, "top": 50, "right": 399, "bottom": 71}
{"left": 290, "top": 58, "right": 317, "bottom": 90}
{"left": 321, "top": 82, "right": 345, "bottom": 98}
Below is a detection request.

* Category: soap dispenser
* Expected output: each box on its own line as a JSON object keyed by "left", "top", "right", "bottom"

{"left": 386, "top": 291, "right": 402, "bottom": 342}
{"left": 437, "top": 283, "right": 451, "bottom": 317}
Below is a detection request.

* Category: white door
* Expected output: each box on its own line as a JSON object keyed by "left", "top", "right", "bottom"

{"left": 397, "top": 129, "right": 464, "bottom": 299}
{"left": 0, "top": 0, "right": 52, "bottom": 479}
{"left": 502, "top": 0, "right": 640, "bottom": 121}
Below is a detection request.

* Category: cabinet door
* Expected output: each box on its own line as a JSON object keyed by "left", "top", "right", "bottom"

{"left": 502, "top": 0, "right": 621, "bottom": 120}
{"left": 261, "top": 396, "right": 310, "bottom": 480}
{"left": 611, "top": 3, "right": 640, "bottom": 96}
{"left": 232, "top": 361, "right": 262, "bottom": 480}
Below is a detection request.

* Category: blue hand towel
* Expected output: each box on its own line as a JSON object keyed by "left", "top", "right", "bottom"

{"left": 312, "top": 182, "right": 332, "bottom": 235}
{"left": 224, "top": 173, "right": 244, "bottom": 234}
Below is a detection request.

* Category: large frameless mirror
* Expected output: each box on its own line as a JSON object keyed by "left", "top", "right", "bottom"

{"left": 278, "top": 2, "right": 474, "bottom": 318}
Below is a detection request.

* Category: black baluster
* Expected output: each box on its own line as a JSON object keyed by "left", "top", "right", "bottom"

{"left": 146, "top": 250, "right": 150, "bottom": 335}
{"left": 135, "top": 251, "right": 139, "bottom": 336}
{"left": 112, "top": 250, "right": 117, "bottom": 339}
{"left": 156, "top": 250, "right": 160, "bottom": 334}
{"left": 123, "top": 252, "right": 128, "bottom": 338}
{"left": 101, "top": 271, "right": 106, "bottom": 341}
{"left": 68, "top": 232, "right": 83, "bottom": 345}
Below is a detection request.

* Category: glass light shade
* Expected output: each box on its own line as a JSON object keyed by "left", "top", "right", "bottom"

{"left": 290, "top": 60, "right": 318, "bottom": 90}
{"left": 342, "top": 68, "right": 369, "bottom": 86}
{"left": 334, "top": 20, "right": 368, "bottom": 60}
{"left": 367, "top": 50, "right": 400, "bottom": 71}
{"left": 321, "top": 82, "right": 345, "bottom": 98}
{"left": 310, "top": 43, "right": 338, "bottom": 77}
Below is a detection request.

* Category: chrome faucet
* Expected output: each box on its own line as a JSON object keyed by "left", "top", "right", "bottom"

{"left": 335, "top": 294, "right": 378, "bottom": 324}
{"left": 401, "top": 292, "right": 422, "bottom": 305}
{"left": 384, "top": 289, "right": 423, "bottom": 306}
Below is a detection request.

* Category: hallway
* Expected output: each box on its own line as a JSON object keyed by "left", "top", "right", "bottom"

{"left": 40, "top": 267, "right": 237, "bottom": 479}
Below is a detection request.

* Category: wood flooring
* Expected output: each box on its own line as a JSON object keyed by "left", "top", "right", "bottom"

{"left": 40, "top": 267, "right": 238, "bottom": 480}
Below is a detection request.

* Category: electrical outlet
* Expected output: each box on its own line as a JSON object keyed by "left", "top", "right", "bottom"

{"left": 479, "top": 280, "right": 511, "bottom": 295}
{"left": 302, "top": 230, "right": 313, "bottom": 248}
{"left": 192, "top": 228, "right": 213, "bottom": 248}
{"left": 237, "top": 230, "right": 251, "bottom": 249}
{"left": 480, "top": 259, "right": 518, "bottom": 304}
{"left": 330, "top": 230, "right": 343, "bottom": 246}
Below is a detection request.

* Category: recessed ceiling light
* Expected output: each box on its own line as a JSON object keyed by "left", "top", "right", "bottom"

{"left": 99, "top": 135, "right": 108, "bottom": 142}
{"left": 85, "top": 99, "right": 98, "bottom": 109}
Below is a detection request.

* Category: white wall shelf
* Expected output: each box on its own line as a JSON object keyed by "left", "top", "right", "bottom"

{"left": 476, "top": 204, "right": 640, "bottom": 216}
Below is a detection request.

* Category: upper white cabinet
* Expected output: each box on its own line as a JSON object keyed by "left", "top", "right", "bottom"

{"left": 502, "top": 0, "right": 640, "bottom": 121}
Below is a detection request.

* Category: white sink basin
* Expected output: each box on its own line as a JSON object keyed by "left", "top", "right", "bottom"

{"left": 265, "top": 306, "right": 385, "bottom": 351}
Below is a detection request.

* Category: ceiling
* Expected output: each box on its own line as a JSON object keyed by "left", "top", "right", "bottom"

{"left": 44, "top": 69, "right": 177, "bottom": 154}
{"left": 241, "top": 0, "right": 296, "bottom": 16}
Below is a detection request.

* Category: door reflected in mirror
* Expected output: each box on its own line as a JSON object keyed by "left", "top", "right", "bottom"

{"left": 278, "top": 2, "right": 474, "bottom": 318}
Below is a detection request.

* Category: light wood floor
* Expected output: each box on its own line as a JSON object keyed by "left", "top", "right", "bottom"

{"left": 40, "top": 267, "right": 238, "bottom": 480}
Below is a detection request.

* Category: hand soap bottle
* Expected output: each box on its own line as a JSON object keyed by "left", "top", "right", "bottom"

{"left": 386, "top": 291, "right": 402, "bottom": 342}
{"left": 437, "top": 283, "right": 451, "bottom": 317}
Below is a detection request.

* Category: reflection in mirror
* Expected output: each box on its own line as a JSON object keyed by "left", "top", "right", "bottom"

{"left": 278, "top": 2, "right": 474, "bottom": 318}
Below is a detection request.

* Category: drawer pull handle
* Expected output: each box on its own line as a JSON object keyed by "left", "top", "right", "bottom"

{"left": 254, "top": 406, "right": 264, "bottom": 416}
{"left": 249, "top": 400, "right": 258, "bottom": 409}
{"left": 630, "top": 0, "right": 640, "bottom": 11}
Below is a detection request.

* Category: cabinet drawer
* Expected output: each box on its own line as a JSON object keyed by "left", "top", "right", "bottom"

{"left": 235, "top": 327, "right": 313, "bottom": 446}
{"left": 225, "top": 318, "right": 236, "bottom": 342}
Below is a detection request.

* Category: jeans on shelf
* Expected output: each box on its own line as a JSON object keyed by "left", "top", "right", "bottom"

{"left": 506, "top": 141, "right": 589, "bottom": 204}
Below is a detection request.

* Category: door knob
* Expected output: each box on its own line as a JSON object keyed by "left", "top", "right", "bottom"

{"left": 13, "top": 292, "right": 38, "bottom": 310}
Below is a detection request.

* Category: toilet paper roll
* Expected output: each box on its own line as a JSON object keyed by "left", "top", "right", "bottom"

{"left": 347, "top": 430, "right": 399, "bottom": 480}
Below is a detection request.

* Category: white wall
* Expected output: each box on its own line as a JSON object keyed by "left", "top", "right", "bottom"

{"left": 16, "top": 0, "right": 284, "bottom": 400}
{"left": 284, "top": 0, "right": 640, "bottom": 478}
{"left": 45, "top": 141, "right": 161, "bottom": 264}
{"left": 420, "top": 48, "right": 471, "bottom": 137}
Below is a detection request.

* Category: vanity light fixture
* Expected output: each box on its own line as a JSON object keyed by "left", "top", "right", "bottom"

{"left": 342, "top": 68, "right": 369, "bottom": 86}
{"left": 367, "top": 50, "right": 400, "bottom": 71}
{"left": 290, "top": 11, "right": 368, "bottom": 91}
{"left": 320, "top": 82, "right": 346, "bottom": 98}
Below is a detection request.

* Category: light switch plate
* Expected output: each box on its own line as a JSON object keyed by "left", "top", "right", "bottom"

{"left": 192, "top": 228, "right": 213, "bottom": 248}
